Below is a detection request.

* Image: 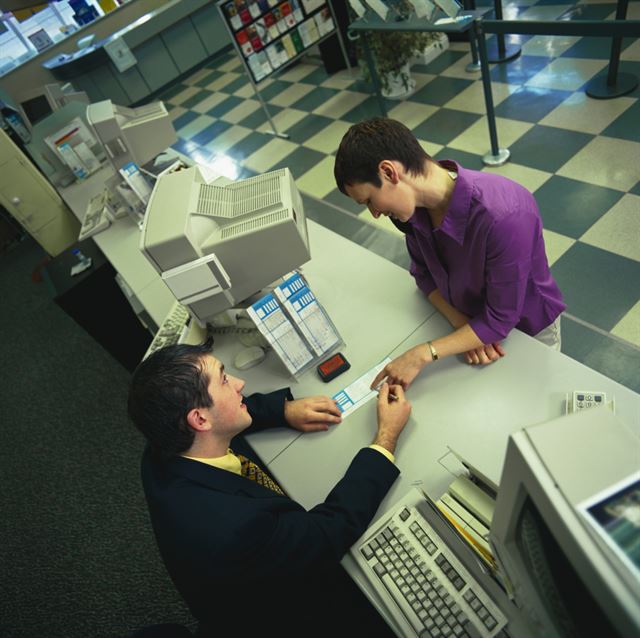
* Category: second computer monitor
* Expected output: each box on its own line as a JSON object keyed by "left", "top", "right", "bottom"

{"left": 141, "top": 166, "right": 310, "bottom": 324}
{"left": 490, "top": 408, "right": 640, "bottom": 638}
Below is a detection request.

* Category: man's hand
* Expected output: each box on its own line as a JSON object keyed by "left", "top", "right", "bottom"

{"left": 373, "top": 384, "right": 411, "bottom": 454}
{"left": 284, "top": 396, "right": 342, "bottom": 433}
{"left": 464, "top": 342, "right": 505, "bottom": 365}
{"left": 370, "top": 344, "right": 430, "bottom": 391}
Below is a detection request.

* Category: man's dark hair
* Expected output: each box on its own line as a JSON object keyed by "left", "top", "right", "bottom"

{"left": 128, "top": 338, "right": 215, "bottom": 458}
{"left": 334, "top": 118, "right": 431, "bottom": 194}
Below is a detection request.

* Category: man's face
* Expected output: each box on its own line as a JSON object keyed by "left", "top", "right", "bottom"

{"left": 202, "top": 355, "right": 252, "bottom": 437}
{"left": 345, "top": 177, "right": 415, "bottom": 223}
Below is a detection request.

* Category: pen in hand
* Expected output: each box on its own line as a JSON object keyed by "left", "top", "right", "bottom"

{"left": 375, "top": 382, "right": 398, "bottom": 402}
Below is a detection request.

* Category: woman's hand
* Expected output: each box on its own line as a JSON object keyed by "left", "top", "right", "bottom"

{"left": 370, "top": 344, "right": 431, "bottom": 391}
{"left": 464, "top": 342, "right": 505, "bottom": 365}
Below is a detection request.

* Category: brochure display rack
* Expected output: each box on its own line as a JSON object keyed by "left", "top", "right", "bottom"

{"left": 216, "top": 0, "right": 350, "bottom": 137}
{"left": 247, "top": 271, "right": 343, "bottom": 378}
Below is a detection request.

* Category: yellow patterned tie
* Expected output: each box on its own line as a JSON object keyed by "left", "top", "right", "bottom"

{"left": 235, "top": 452, "right": 286, "bottom": 496}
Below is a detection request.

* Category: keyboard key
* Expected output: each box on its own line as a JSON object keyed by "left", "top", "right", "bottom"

{"left": 484, "top": 615, "right": 497, "bottom": 630}
{"left": 453, "top": 577, "right": 466, "bottom": 591}
{"left": 400, "top": 508, "right": 411, "bottom": 521}
{"left": 373, "top": 562, "right": 386, "bottom": 577}
{"left": 361, "top": 545, "right": 374, "bottom": 560}
{"left": 477, "top": 606, "right": 488, "bottom": 619}
{"left": 446, "top": 613, "right": 458, "bottom": 628}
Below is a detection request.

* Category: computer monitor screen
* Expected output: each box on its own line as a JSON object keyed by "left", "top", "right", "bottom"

{"left": 490, "top": 408, "right": 640, "bottom": 638}
{"left": 140, "top": 166, "right": 310, "bottom": 324}
{"left": 20, "top": 94, "right": 53, "bottom": 127}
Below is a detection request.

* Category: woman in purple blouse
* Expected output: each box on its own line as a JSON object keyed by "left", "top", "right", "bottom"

{"left": 334, "top": 118, "right": 566, "bottom": 391}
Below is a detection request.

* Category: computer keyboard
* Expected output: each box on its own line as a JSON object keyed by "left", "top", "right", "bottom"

{"left": 143, "top": 302, "right": 191, "bottom": 360}
{"left": 78, "top": 191, "right": 111, "bottom": 241}
{"left": 352, "top": 489, "right": 507, "bottom": 638}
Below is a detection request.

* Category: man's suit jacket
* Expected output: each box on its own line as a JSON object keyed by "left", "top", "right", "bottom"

{"left": 141, "top": 389, "right": 399, "bottom": 634}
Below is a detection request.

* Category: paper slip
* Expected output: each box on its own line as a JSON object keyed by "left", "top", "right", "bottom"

{"left": 332, "top": 358, "right": 390, "bottom": 418}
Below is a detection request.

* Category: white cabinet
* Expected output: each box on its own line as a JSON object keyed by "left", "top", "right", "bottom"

{"left": 0, "top": 131, "right": 80, "bottom": 257}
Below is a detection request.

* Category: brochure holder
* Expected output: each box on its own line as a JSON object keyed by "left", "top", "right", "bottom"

{"left": 246, "top": 271, "right": 343, "bottom": 378}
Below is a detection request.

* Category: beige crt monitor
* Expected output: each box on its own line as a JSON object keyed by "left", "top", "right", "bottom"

{"left": 140, "top": 166, "right": 310, "bottom": 324}
{"left": 86, "top": 100, "right": 177, "bottom": 172}
{"left": 490, "top": 408, "right": 640, "bottom": 638}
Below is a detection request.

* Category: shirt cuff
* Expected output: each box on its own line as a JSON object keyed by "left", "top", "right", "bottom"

{"left": 369, "top": 444, "right": 395, "bottom": 464}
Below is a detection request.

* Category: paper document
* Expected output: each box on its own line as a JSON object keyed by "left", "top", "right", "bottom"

{"left": 332, "top": 358, "right": 390, "bottom": 418}
{"left": 274, "top": 272, "right": 340, "bottom": 357}
{"left": 248, "top": 293, "right": 314, "bottom": 375}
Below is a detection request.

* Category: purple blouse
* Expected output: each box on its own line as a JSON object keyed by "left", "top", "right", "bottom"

{"left": 406, "top": 161, "right": 566, "bottom": 344}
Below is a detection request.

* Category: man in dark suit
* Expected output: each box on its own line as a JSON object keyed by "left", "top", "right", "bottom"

{"left": 128, "top": 339, "right": 411, "bottom": 636}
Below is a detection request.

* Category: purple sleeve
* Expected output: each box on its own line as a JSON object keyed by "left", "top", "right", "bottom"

{"left": 468, "top": 201, "right": 538, "bottom": 343}
{"left": 407, "top": 234, "right": 437, "bottom": 297}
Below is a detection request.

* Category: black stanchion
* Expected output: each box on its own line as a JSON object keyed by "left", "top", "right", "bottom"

{"left": 486, "top": 0, "right": 521, "bottom": 64}
{"left": 475, "top": 20, "right": 510, "bottom": 166}
{"left": 585, "top": 0, "right": 638, "bottom": 99}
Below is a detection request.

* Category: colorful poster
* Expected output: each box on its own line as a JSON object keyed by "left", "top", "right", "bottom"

{"left": 235, "top": 29, "right": 254, "bottom": 56}
{"left": 247, "top": 0, "right": 262, "bottom": 17}
{"left": 290, "top": 28, "right": 304, "bottom": 54}
{"left": 298, "top": 17, "right": 319, "bottom": 46}
{"left": 247, "top": 50, "right": 273, "bottom": 81}
{"left": 235, "top": 0, "right": 252, "bottom": 24}
{"left": 280, "top": 1, "right": 297, "bottom": 28}
{"left": 314, "top": 7, "right": 334, "bottom": 36}
{"left": 301, "top": 0, "right": 324, "bottom": 12}
{"left": 254, "top": 18, "right": 273, "bottom": 45}
{"left": 224, "top": 1, "right": 243, "bottom": 30}
{"left": 281, "top": 33, "right": 296, "bottom": 58}
{"left": 290, "top": 0, "right": 304, "bottom": 22}
{"left": 247, "top": 24, "right": 263, "bottom": 51}
{"left": 263, "top": 12, "right": 280, "bottom": 39}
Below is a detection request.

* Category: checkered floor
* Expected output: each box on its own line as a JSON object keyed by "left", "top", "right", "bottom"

{"left": 157, "top": 0, "right": 640, "bottom": 393}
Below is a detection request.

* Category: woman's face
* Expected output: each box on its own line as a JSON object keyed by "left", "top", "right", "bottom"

{"left": 345, "top": 178, "right": 416, "bottom": 223}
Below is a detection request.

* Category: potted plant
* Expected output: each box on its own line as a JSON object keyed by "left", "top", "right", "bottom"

{"left": 351, "top": 1, "right": 446, "bottom": 99}
{"left": 366, "top": 30, "right": 439, "bottom": 99}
